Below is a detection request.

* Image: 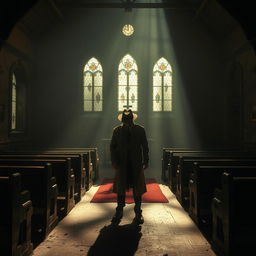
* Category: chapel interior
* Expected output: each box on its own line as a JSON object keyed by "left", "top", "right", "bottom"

{"left": 1, "top": 1, "right": 256, "bottom": 256}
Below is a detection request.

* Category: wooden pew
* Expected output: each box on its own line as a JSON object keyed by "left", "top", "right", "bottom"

{"left": 41, "top": 153, "right": 87, "bottom": 198}
{"left": 176, "top": 157, "right": 256, "bottom": 210}
{"left": 189, "top": 164, "right": 256, "bottom": 237}
{"left": 39, "top": 150, "right": 94, "bottom": 191}
{"left": 0, "top": 173, "right": 33, "bottom": 256}
{"left": 0, "top": 147, "right": 99, "bottom": 191}
{"left": 44, "top": 147, "right": 99, "bottom": 182}
{"left": 38, "top": 148, "right": 99, "bottom": 188}
{"left": 167, "top": 151, "right": 239, "bottom": 193}
{"left": 167, "top": 150, "right": 255, "bottom": 193}
{"left": 85, "top": 148, "right": 99, "bottom": 182}
{"left": 0, "top": 153, "right": 84, "bottom": 203}
{"left": 53, "top": 148, "right": 99, "bottom": 181}
{"left": 0, "top": 158, "right": 75, "bottom": 219}
{"left": 161, "top": 148, "right": 197, "bottom": 183}
{"left": 211, "top": 173, "right": 256, "bottom": 256}
{"left": 162, "top": 148, "right": 177, "bottom": 182}
{"left": 167, "top": 150, "right": 207, "bottom": 192}
{"left": 0, "top": 164, "right": 58, "bottom": 246}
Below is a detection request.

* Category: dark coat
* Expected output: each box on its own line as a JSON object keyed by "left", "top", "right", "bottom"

{"left": 110, "top": 123, "right": 149, "bottom": 196}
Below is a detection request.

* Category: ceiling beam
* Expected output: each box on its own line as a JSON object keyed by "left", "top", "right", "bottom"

{"left": 71, "top": 2, "right": 195, "bottom": 10}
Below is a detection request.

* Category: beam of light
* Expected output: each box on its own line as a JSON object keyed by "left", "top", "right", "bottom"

{"left": 39, "top": 4, "right": 201, "bottom": 167}
{"left": 149, "top": 5, "right": 201, "bottom": 155}
{"left": 124, "top": 6, "right": 202, "bottom": 170}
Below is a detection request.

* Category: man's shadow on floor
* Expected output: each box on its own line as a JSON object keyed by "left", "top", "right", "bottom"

{"left": 87, "top": 222, "right": 142, "bottom": 256}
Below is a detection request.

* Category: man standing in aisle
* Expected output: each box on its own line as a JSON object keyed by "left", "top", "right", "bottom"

{"left": 110, "top": 108, "right": 149, "bottom": 224}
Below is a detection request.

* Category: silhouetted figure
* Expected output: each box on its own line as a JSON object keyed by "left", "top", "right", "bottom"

{"left": 110, "top": 109, "right": 149, "bottom": 224}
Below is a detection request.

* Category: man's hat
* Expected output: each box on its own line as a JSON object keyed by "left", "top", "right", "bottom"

{"left": 118, "top": 109, "right": 138, "bottom": 122}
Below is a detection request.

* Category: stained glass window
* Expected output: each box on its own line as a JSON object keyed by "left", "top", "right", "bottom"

{"left": 83, "top": 57, "right": 103, "bottom": 112}
{"left": 118, "top": 54, "right": 138, "bottom": 111}
{"left": 153, "top": 57, "right": 172, "bottom": 112}
{"left": 11, "top": 73, "right": 17, "bottom": 130}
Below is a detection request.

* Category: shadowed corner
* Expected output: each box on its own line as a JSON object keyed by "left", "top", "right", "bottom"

{"left": 87, "top": 223, "right": 142, "bottom": 256}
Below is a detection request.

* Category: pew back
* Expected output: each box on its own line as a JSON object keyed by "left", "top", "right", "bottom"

{"left": 0, "top": 158, "right": 75, "bottom": 218}
{"left": 39, "top": 148, "right": 99, "bottom": 183}
{"left": 212, "top": 173, "right": 256, "bottom": 256}
{"left": 176, "top": 158, "right": 256, "bottom": 209}
{"left": 0, "top": 153, "right": 84, "bottom": 202}
{"left": 168, "top": 151, "right": 253, "bottom": 192}
{"left": 0, "top": 173, "right": 33, "bottom": 256}
{"left": 0, "top": 164, "right": 58, "bottom": 245}
{"left": 189, "top": 164, "right": 256, "bottom": 229}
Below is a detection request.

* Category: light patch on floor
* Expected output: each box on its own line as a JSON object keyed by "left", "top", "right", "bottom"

{"left": 32, "top": 169, "right": 216, "bottom": 256}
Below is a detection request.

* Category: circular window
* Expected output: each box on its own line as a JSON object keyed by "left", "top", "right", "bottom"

{"left": 122, "top": 24, "right": 134, "bottom": 36}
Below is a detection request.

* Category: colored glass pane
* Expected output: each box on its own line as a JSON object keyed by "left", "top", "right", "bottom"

{"left": 153, "top": 57, "right": 172, "bottom": 112}
{"left": 83, "top": 57, "right": 103, "bottom": 112}
{"left": 118, "top": 54, "right": 138, "bottom": 111}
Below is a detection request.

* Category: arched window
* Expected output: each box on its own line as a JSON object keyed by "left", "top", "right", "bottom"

{"left": 153, "top": 57, "right": 172, "bottom": 112}
{"left": 118, "top": 54, "right": 138, "bottom": 111}
{"left": 11, "top": 73, "right": 17, "bottom": 130}
{"left": 10, "top": 67, "right": 26, "bottom": 133}
{"left": 83, "top": 57, "right": 103, "bottom": 112}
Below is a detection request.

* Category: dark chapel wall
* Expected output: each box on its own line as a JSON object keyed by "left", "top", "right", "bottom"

{"left": 0, "top": 26, "right": 34, "bottom": 148}
{"left": 30, "top": 7, "right": 234, "bottom": 165}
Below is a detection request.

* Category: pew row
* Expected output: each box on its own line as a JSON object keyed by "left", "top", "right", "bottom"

{"left": 161, "top": 148, "right": 201, "bottom": 183}
{"left": 166, "top": 150, "right": 256, "bottom": 193}
{"left": 34, "top": 148, "right": 99, "bottom": 188}
{"left": 0, "top": 153, "right": 85, "bottom": 203}
{"left": 189, "top": 164, "right": 256, "bottom": 236}
{"left": 1, "top": 148, "right": 99, "bottom": 198}
{"left": 211, "top": 173, "right": 256, "bottom": 256}
{"left": 42, "top": 148, "right": 100, "bottom": 183}
{"left": 176, "top": 157, "right": 256, "bottom": 210}
{"left": 0, "top": 173, "right": 33, "bottom": 256}
{"left": 0, "top": 164, "right": 58, "bottom": 246}
{"left": 0, "top": 147, "right": 100, "bottom": 185}
{"left": 0, "top": 158, "right": 75, "bottom": 219}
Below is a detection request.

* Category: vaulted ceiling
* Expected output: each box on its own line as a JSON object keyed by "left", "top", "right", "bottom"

{"left": 1, "top": 0, "right": 256, "bottom": 43}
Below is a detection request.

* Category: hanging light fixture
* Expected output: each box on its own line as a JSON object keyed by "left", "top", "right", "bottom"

{"left": 121, "top": 0, "right": 135, "bottom": 36}
{"left": 122, "top": 24, "right": 134, "bottom": 36}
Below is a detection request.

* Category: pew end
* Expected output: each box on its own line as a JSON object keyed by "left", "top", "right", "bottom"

{"left": 212, "top": 173, "right": 256, "bottom": 256}
{"left": 0, "top": 173, "right": 33, "bottom": 256}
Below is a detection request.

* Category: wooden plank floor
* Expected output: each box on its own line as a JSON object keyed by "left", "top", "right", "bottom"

{"left": 33, "top": 168, "right": 216, "bottom": 256}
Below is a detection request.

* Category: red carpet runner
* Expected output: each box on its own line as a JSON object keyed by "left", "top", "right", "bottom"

{"left": 90, "top": 178, "right": 169, "bottom": 203}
